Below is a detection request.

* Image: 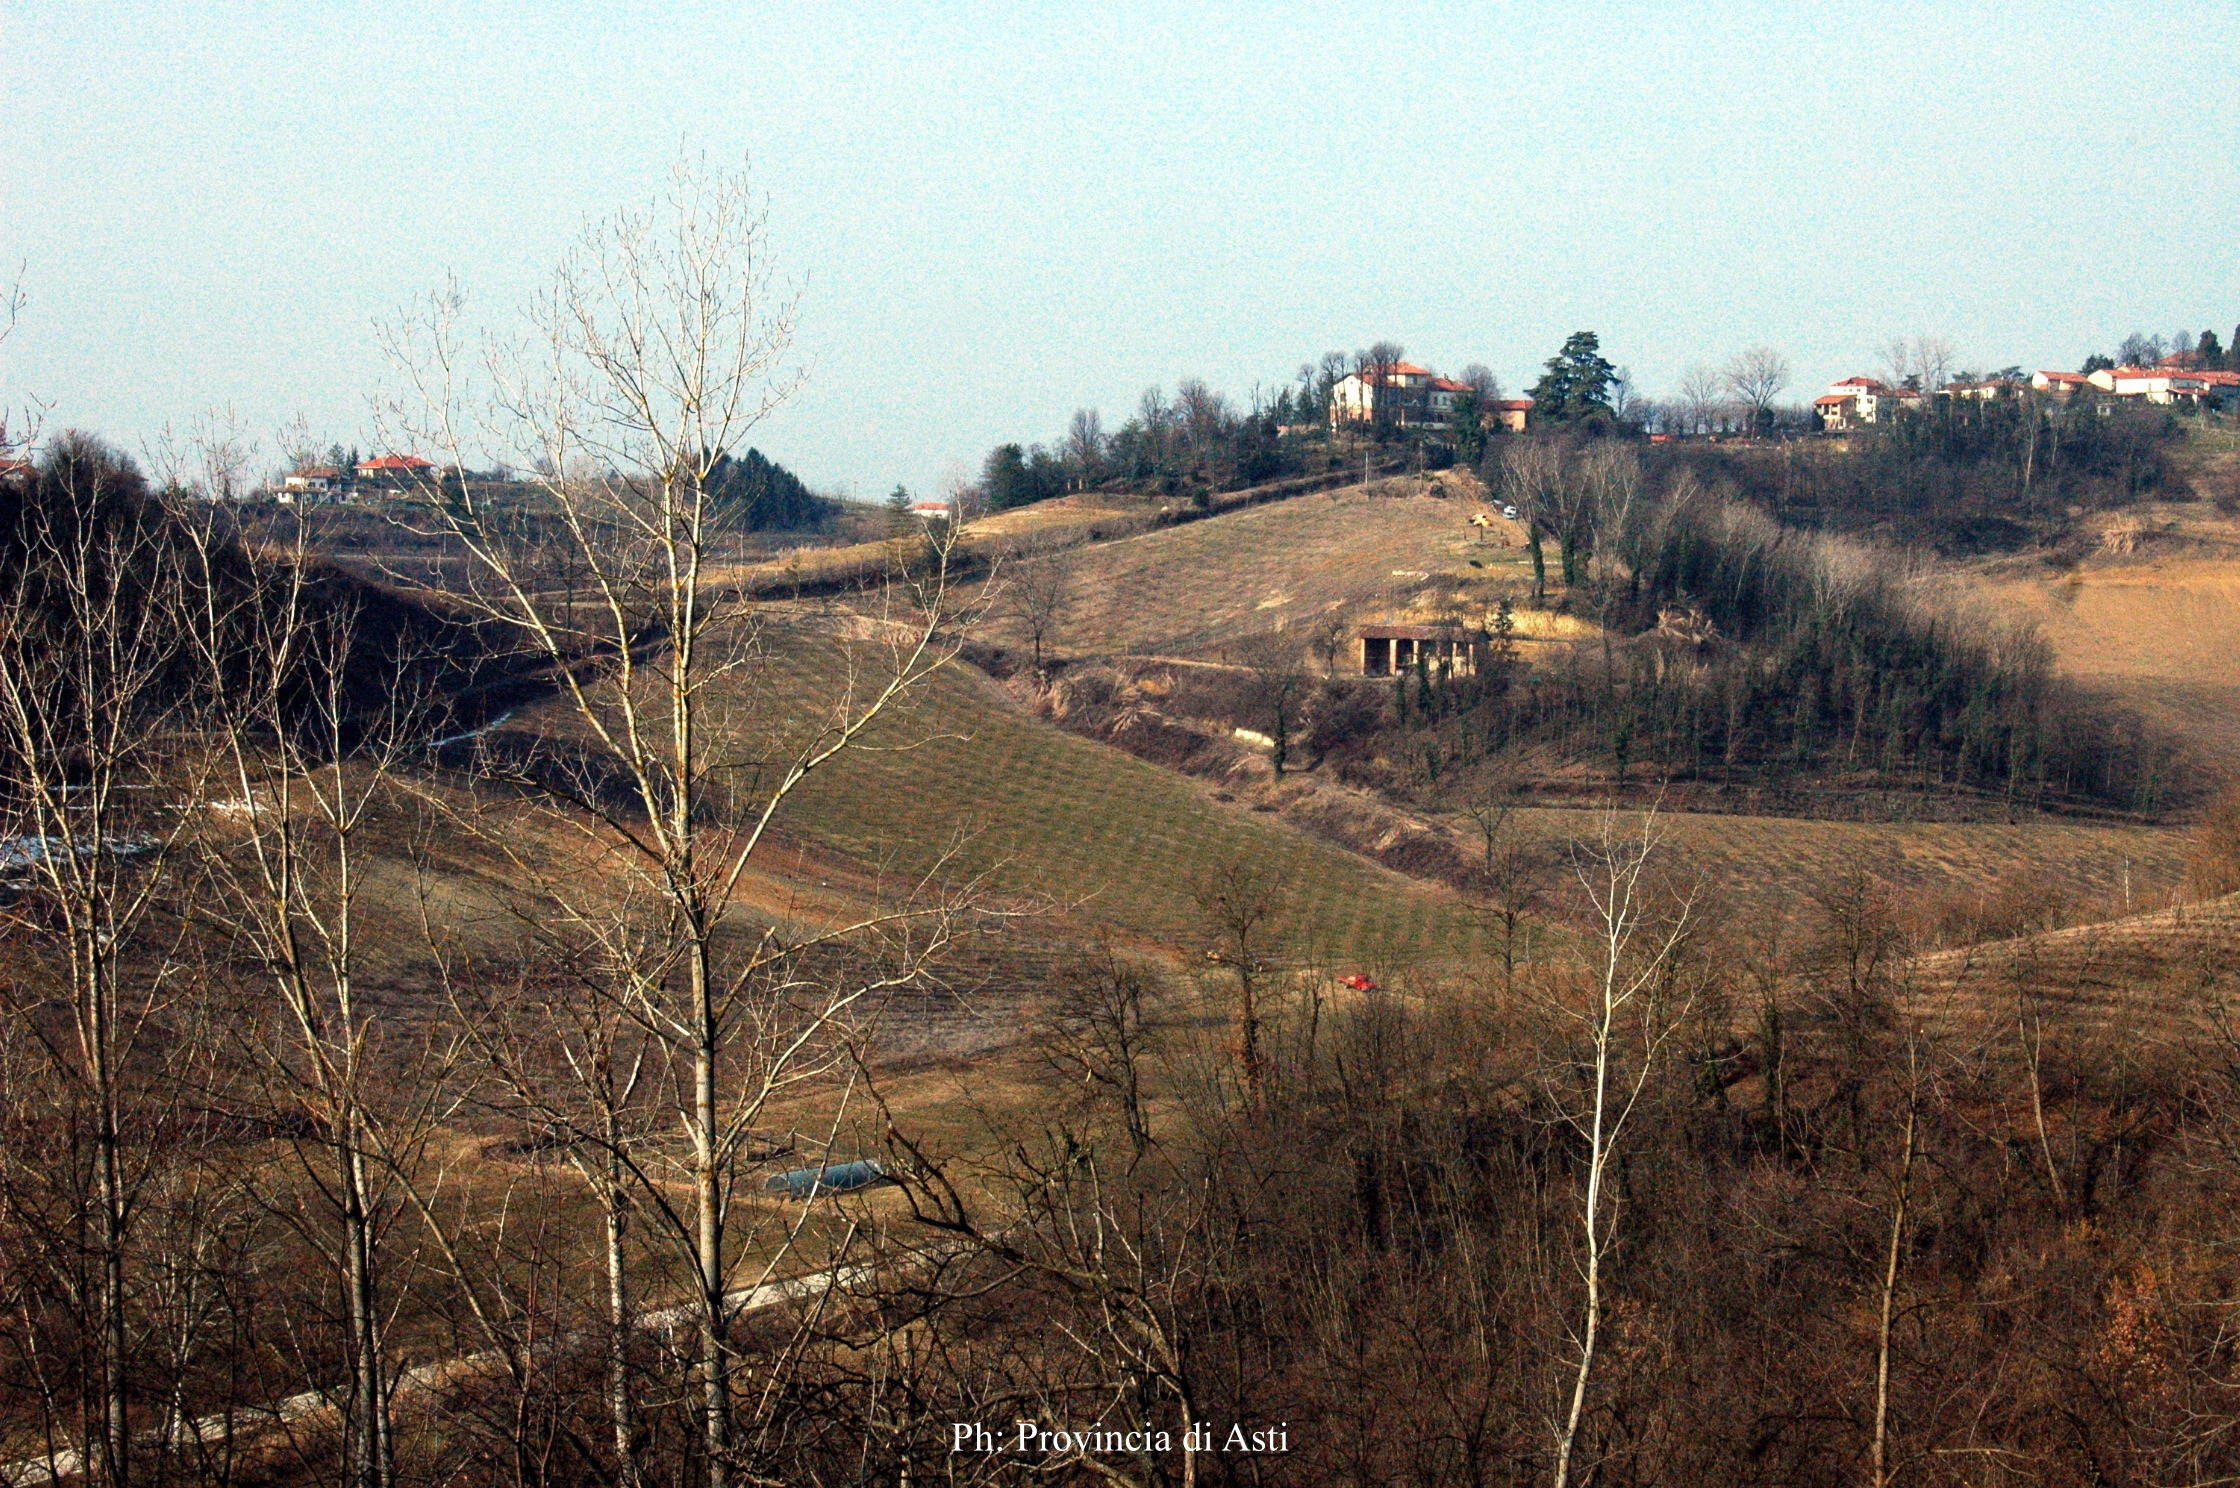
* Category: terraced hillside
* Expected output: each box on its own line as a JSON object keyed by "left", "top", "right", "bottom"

{"left": 992, "top": 481, "right": 1531, "bottom": 660}
{"left": 1912, "top": 890, "right": 2240, "bottom": 1039}
{"left": 495, "top": 620, "right": 1482, "bottom": 972}
{"left": 1446, "top": 801, "right": 2187, "bottom": 924}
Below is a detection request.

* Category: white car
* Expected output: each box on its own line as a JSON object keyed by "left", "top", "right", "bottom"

{"left": 1501, "top": 504, "right": 1518, "bottom": 520}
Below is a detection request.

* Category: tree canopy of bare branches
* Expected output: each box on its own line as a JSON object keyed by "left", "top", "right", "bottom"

{"left": 1722, "top": 345, "right": 1791, "bottom": 435}
{"left": 381, "top": 153, "right": 982, "bottom": 1488}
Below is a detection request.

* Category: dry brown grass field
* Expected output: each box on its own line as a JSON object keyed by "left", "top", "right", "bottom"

{"left": 983, "top": 483, "right": 1531, "bottom": 659}
{"left": 1965, "top": 500, "right": 2240, "bottom": 774}
{"left": 1438, "top": 801, "right": 2188, "bottom": 924}
{"left": 1911, "top": 890, "right": 2240, "bottom": 1039}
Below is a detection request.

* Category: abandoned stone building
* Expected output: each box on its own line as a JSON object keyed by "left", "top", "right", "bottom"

{"left": 1358, "top": 623, "right": 1488, "bottom": 678}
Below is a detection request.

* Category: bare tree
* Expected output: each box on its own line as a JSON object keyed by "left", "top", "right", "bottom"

{"left": 1722, "top": 347, "right": 1790, "bottom": 437}
{"left": 1041, "top": 943, "right": 1156, "bottom": 1162}
{"left": 1463, "top": 794, "right": 1550, "bottom": 988}
{"left": 1189, "top": 857, "right": 1287, "bottom": 1103}
{"left": 0, "top": 439, "right": 203, "bottom": 1488}
{"left": 1911, "top": 334, "right": 1957, "bottom": 392}
{"left": 178, "top": 407, "right": 258, "bottom": 503}
{"left": 1499, "top": 440, "right": 1565, "bottom": 527}
{"left": 178, "top": 511, "right": 461, "bottom": 1488}
{"left": 1311, "top": 609, "right": 1351, "bottom": 678}
{"left": 1357, "top": 341, "right": 1408, "bottom": 431}
{"left": 1006, "top": 550, "right": 1072, "bottom": 675}
{"left": 1317, "top": 349, "right": 1349, "bottom": 408}
{"left": 1675, "top": 365, "right": 1724, "bottom": 437}
{"left": 1460, "top": 363, "right": 1502, "bottom": 400}
{"left": 1876, "top": 338, "right": 1916, "bottom": 391}
{"left": 273, "top": 412, "right": 322, "bottom": 482}
{"left": 1137, "top": 386, "right": 1175, "bottom": 467}
{"left": 1174, "top": 378, "right": 1232, "bottom": 453}
{"left": 1607, "top": 365, "right": 1641, "bottom": 425}
{"left": 0, "top": 264, "right": 44, "bottom": 460}
{"left": 1063, "top": 408, "right": 1104, "bottom": 488}
{"left": 1880, "top": 334, "right": 1957, "bottom": 392}
{"left": 1237, "top": 631, "right": 1307, "bottom": 776}
{"left": 382, "top": 155, "right": 977, "bottom": 1488}
{"left": 1543, "top": 809, "right": 1695, "bottom": 1488}
{"left": 1869, "top": 1035, "right": 1925, "bottom": 1488}
{"left": 1579, "top": 443, "right": 1643, "bottom": 563}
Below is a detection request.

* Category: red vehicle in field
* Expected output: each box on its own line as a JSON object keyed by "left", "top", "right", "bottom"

{"left": 1338, "top": 973, "right": 1378, "bottom": 992}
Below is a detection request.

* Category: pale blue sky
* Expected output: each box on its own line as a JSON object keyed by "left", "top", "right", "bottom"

{"left": 3, "top": 4, "right": 2235, "bottom": 499}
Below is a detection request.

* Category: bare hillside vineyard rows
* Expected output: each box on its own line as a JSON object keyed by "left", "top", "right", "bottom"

{"left": 11, "top": 157, "right": 2240, "bottom": 1488}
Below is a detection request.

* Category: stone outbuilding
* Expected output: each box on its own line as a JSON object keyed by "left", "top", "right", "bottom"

{"left": 1358, "top": 623, "right": 1487, "bottom": 678}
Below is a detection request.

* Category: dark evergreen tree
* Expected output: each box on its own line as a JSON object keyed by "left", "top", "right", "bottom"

{"left": 981, "top": 443, "right": 1032, "bottom": 510}
{"left": 1526, "top": 331, "right": 1619, "bottom": 424}
{"left": 704, "top": 447, "right": 825, "bottom": 531}
{"left": 1450, "top": 389, "right": 1487, "bottom": 465}
{"left": 2200, "top": 328, "right": 2227, "bottom": 370}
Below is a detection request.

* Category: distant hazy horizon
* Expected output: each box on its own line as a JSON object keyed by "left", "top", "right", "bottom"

{"left": 3, "top": 3, "right": 2234, "bottom": 499}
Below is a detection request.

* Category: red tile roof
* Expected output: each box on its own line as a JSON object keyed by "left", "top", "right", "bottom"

{"left": 357, "top": 454, "right": 435, "bottom": 472}
{"left": 1493, "top": 398, "right": 1533, "bottom": 411}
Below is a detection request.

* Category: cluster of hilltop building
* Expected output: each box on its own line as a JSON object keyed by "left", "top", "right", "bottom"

{"left": 1813, "top": 361, "right": 2240, "bottom": 431}
{"left": 1327, "top": 361, "right": 1535, "bottom": 432}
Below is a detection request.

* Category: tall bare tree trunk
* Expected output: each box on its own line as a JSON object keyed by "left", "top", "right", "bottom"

{"left": 1870, "top": 1096, "right": 1915, "bottom": 1488}
{"left": 0, "top": 445, "right": 203, "bottom": 1488}
{"left": 88, "top": 1022, "right": 129, "bottom": 1488}
{"left": 1550, "top": 1001, "right": 1612, "bottom": 1488}
{"left": 601, "top": 1130, "right": 641, "bottom": 1488}
{"left": 693, "top": 942, "right": 730, "bottom": 1485}
{"left": 342, "top": 1132, "right": 390, "bottom": 1488}
{"left": 1547, "top": 810, "right": 1694, "bottom": 1488}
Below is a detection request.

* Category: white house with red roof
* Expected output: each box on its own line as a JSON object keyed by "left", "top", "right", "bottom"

{"left": 2087, "top": 365, "right": 2223, "bottom": 407}
{"left": 355, "top": 453, "right": 437, "bottom": 484}
{"left": 2032, "top": 364, "right": 2237, "bottom": 408}
{"left": 1330, "top": 362, "right": 1480, "bottom": 430}
{"left": 1812, "top": 376, "right": 1920, "bottom": 431}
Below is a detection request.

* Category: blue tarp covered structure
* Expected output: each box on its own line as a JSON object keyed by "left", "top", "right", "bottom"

{"left": 763, "top": 1160, "right": 889, "bottom": 1200}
